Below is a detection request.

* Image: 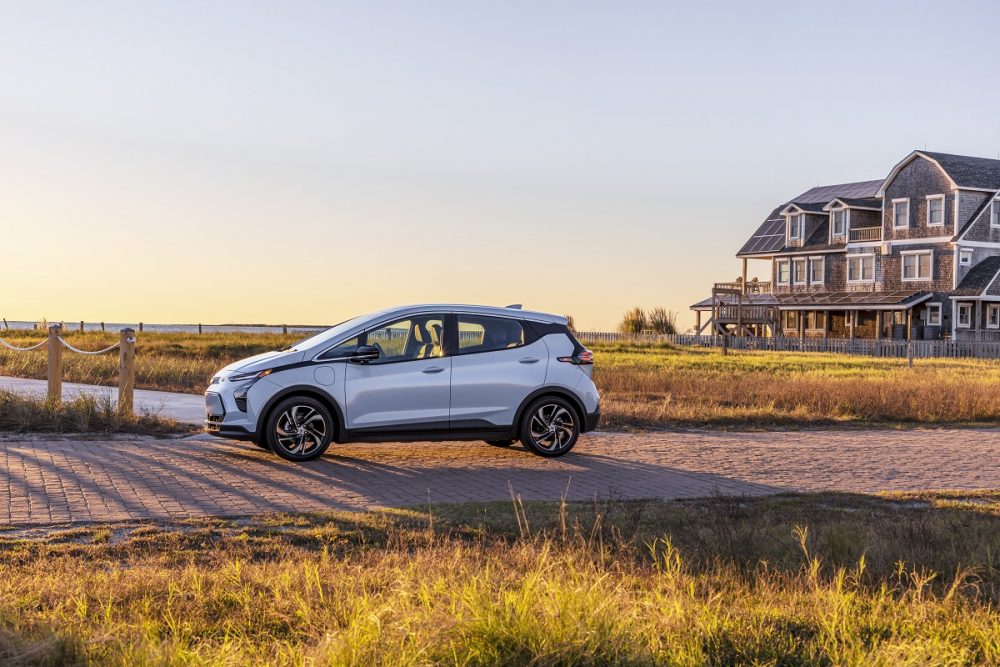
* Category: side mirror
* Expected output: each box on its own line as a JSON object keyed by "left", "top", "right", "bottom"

{"left": 349, "top": 345, "right": 380, "bottom": 364}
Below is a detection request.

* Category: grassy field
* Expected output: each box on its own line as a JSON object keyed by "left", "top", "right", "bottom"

{"left": 3, "top": 330, "right": 1000, "bottom": 429}
{"left": 2, "top": 492, "right": 999, "bottom": 665}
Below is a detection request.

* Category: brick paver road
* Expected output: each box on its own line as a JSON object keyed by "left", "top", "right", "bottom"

{"left": 2, "top": 429, "right": 998, "bottom": 525}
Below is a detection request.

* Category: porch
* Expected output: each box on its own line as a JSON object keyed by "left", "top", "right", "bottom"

{"left": 950, "top": 298, "right": 1000, "bottom": 341}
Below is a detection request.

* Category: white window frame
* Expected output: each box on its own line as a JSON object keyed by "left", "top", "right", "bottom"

{"left": 989, "top": 305, "right": 1000, "bottom": 330}
{"left": 788, "top": 213, "right": 803, "bottom": 241}
{"left": 792, "top": 258, "right": 808, "bottom": 285}
{"left": 901, "top": 250, "right": 932, "bottom": 282}
{"left": 926, "top": 194, "right": 945, "bottom": 227}
{"left": 992, "top": 198, "right": 1000, "bottom": 228}
{"left": 958, "top": 303, "right": 972, "bottom": 328}
{"left": 926, "top": 303, "right": 942, "bottom": 327}
{"left": 960, "top": 249, "right": 973, "bottom": 267}
{"left": 808, "top": 256, "right": 824, "bottom": 285}
{"left": 831, "top": 208, "right": 847, "bottom": 237}
{"left": 847, "top": 254, "right": 875, "bottom": 283}
{"left": 892, "top": 198, "right": 910, "bottom": 229}
{"left": 776, "top": 260, "right": 790, "bottom": 285}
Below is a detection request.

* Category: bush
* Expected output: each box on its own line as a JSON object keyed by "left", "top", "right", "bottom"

{"left": 618, "top": 307, "right": 647, "bottom": 334}
{"left": 647, "top": 307, "right": 678, "bottom": 334}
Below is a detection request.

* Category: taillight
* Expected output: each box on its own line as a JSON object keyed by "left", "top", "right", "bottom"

{"left": 558, "top": 349, "right": 593, "bottom": 365}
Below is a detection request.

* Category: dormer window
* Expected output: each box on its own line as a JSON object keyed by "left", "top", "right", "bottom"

{"left": 960, "top": 249, "right": 973, "bottom": 267}
{"left": 788, "top": 213, "right": 803, "bottom": 241}
{"left": 832, "top": 208, "right": 847, "bottom": 237}
{"left": 927, "top": 195, "right": 945, "bottom": 226}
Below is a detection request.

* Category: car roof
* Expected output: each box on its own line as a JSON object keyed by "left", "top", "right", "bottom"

{"left": 373, "top": 304, "right": 568, "bottom": 325}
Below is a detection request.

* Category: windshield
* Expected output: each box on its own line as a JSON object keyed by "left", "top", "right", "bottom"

{"left": 279, "top": 314, "right": 369, "bottom": 352}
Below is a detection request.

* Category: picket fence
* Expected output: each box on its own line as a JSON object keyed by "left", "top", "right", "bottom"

{"left": 574, "top": 331, "right": 1000, "bottom": 360}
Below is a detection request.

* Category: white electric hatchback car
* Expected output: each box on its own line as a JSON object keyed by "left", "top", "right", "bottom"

{"left": 205, "top": 305, "right": 600, "bottom": 462}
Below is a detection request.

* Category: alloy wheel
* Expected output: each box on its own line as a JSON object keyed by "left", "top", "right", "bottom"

{"left": 274, "top": 404, "right": 328, "bottom": 456}
{"left": 528, "top": 403, "right": 576, "bottom": 452}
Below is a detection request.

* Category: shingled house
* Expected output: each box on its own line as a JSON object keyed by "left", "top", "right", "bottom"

{"left": 692, "top": 150, "right": 1000, "bottom": 341}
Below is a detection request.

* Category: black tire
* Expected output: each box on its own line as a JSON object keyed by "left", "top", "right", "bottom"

{"left": 264, "top": 396, "right": 334, "bottom": 462}
{"left": 518, "top": 396, "right": 580, "bottom": 458}
{"left": 485, "top": 439, "right": 515, "bottom": 447}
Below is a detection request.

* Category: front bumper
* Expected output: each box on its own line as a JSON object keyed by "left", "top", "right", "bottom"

{"left": 204, "top": 391, "right": 257, "bottom": 441}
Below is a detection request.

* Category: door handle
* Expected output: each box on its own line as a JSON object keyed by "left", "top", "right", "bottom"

{"left": 422, "top": 366, "right": 446, "bottom": 374}
{"left": 519, "top": 357, "right": 541, "bottom": 364}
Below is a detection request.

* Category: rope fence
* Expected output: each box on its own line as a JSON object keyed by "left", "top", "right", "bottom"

{"left": 0, "top": 324, "right": 136, "bottom": 413}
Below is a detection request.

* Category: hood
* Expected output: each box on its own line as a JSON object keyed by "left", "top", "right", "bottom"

{"left": 217, "top": 348, "right": 305, "bottom": 375}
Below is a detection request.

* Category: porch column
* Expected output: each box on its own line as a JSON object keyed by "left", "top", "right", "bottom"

{"left": 823, "top": 310, "right": 829, "bottom": 339}
{"left": 849, "top": 310, "right": 856, "bottom": 339}
{"left": 695, "top": 310, "right": 701, "bottom": 333}
{"left": 906, "top": 308, "right": 913, "bottom": 340}
{"left": 974, "top": 301, "right": 981, "bottom": 341}
{"left": 952, "top": 301, "right": 958, "bottom": 340}
{"left": 741, "top": 258, "right": 748, "bottom": 293}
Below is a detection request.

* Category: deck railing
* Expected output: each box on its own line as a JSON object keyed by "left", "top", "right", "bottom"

{"left": 712, "top": 281, "right": 772, "bottom": 294}
{"left": 715, "top": 305, "right": 775, "bottom": 323}
{"left": 849, "top": 226, "right": 882, "bottom": 242}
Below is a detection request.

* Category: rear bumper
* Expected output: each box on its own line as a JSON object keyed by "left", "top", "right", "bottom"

{"left": 583, "top": 408, "right": 600, "bottom": 433}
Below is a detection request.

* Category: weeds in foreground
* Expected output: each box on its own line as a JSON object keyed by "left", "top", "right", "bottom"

{"left": 1, "top": 494, "right": 999, "bottom": 665}
{"left": 0, "top": 390, "right": 185, "bottom": 435}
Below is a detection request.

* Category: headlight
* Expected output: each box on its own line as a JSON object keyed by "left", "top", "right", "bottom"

{"left": 228, "top": 369, "right": 273, "bottom": 383}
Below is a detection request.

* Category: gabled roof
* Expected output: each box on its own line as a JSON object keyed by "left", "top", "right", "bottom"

{"left": 877, "top": 151, "right": 1000, "bottom": 196}
{"left": 824, "top": 197, "right": 881, "bottom": 211}
{"left": 780, "top": 202, "right": 828, "bottom": 215}
{"left": 953, "top": 256, "right": 1000, "bottom": 296}
{"left": 738, "top": 180, "right": 882, "bottom": 257}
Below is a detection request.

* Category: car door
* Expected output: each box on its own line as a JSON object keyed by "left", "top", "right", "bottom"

{"left": 449, "top": 314, "right": 547, "bottom": 429}
{"left": 344, "top": 314, "right": 451, "bottom": 433}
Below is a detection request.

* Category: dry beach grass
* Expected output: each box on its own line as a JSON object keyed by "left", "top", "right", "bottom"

{"left": 2, "top": 493, "right": 999, "bottom": 665}
{"left": 3, "top": 330, "right": 1000, "bottom": 429}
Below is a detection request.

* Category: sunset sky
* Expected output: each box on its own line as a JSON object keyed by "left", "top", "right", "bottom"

{"left": 3, "top": 1, "right": 1000, "bottom": 330}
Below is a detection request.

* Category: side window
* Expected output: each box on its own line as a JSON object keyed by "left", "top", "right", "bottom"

{"left": 458, "top": 316, "right": 525, "bottom": 354}
{"left": 367, "top": 316, "right": 444, "bottom": 363}
{"left": 317, "top": 336, "right": 360, "bottom": 360}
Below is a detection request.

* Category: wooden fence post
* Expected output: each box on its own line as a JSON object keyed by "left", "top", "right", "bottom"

{"left": 907, "top": 341, "right": 914, "bottom": 368}
{"left": 198, "top": 323, "right": 203, "bottom": 334}
{"left": 119, "top": 328, "right": 136, "bottom": 414}
{"left": 47, "top": 324, "right": 62, "bottom": 403}
{"left": 282, "top": 324, "right": 288, "bottom": 335}
{"left": 79, "top": 320, "right": 85, "bottom": 332}
{"left": 101, "top": 321, "right": 105, "bottom": 332}
{"left": 721, "top": 332, "right": 729, "bottom": 356}
{"left": 139, "top": 322, "right": 144, "bottom": 333}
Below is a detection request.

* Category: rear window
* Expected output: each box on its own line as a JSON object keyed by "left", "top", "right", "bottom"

{"left": 457, "top": 316, "right": 525, "bottom": 354}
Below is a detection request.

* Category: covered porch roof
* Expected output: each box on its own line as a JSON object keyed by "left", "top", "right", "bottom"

{"left": 691, "top": 290, "right": 931, "bottom": 312}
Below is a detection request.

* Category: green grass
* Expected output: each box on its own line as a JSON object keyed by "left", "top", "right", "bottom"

{"left": 5, "top": 331, "right": 1000, "bottom": 429}
{"left": 2, "top": 493, "right": 1000, "bottom": 665}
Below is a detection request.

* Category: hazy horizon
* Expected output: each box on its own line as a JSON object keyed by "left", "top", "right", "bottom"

{"left": 4, "top": 1, "right": 1000, "bottom": 331}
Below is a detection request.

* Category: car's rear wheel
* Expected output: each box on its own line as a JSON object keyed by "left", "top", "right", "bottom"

{"left": 264, "top": 396, "right": 334, "bottom": 462}
{"left": 519, "top": 396, "right": 580, "bottom": 458}
{"left": 485, "top": 439, "right": 515, "bottom": 447}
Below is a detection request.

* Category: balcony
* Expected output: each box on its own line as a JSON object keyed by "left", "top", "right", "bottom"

{"left": 714, "top": 281, "right": 772, "bottom": 295}
{"left": 849, "top": 226, "right": 882, "bottom": 242}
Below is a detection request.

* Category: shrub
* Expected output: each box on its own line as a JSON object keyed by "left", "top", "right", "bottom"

{"left": 647, "top": 307, "right": 677, "bottom": 334}
{"left": 618, "top": 307, "right": 647, "bottom": 334}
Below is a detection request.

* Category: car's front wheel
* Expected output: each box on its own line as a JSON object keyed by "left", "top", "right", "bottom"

{"left": 519, "top": 396, "right": 580, "bottom": 458}
{"left": 264, "top": 396, "right": 334, "bottom": 462}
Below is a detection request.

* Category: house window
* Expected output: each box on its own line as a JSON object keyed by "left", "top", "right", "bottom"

{"left": 958, "top": 303, "right": 972, "bottom": 328}
{"left": 926, "top": 195, "right": 945, "bottom": 226}
{"left": 782, "top": 310, "right": 798, "bottom": 331}
{"left": 809, "top": 257, "right": 824, "bottom": 284}
{"left": 892, "top": 199, "right": 910, "bottom": 229}
{"left": 960, "top": 249, "right": 973, "bottom": 267}
{"left": 788, "top": 214, "right": 803, "bottom": 241}
{"left": 992, "top": 199, "right": 1000, "bottom": 228}
{"left": 848, "top": 254, "right": 875, "bottom": 282}
{"left": 926, "top": 303, "right": 942, "bottom": 327}
{"left": 792, "top": 258, "right": 807, "bottom": 285}
{"left": 776, "top": 260, "right": 790, "bottom": 284}
{"left": 832, "top": 209, "right": 847, "bottom": 237}
{"left": 902, "top": 251, "right": 932, "bottom": 281}
{"left": 805, "top": 310, "right": 826, "bottom": 331}
{"left": 989, "top": 305, "right": 1000, "bottom": 329}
